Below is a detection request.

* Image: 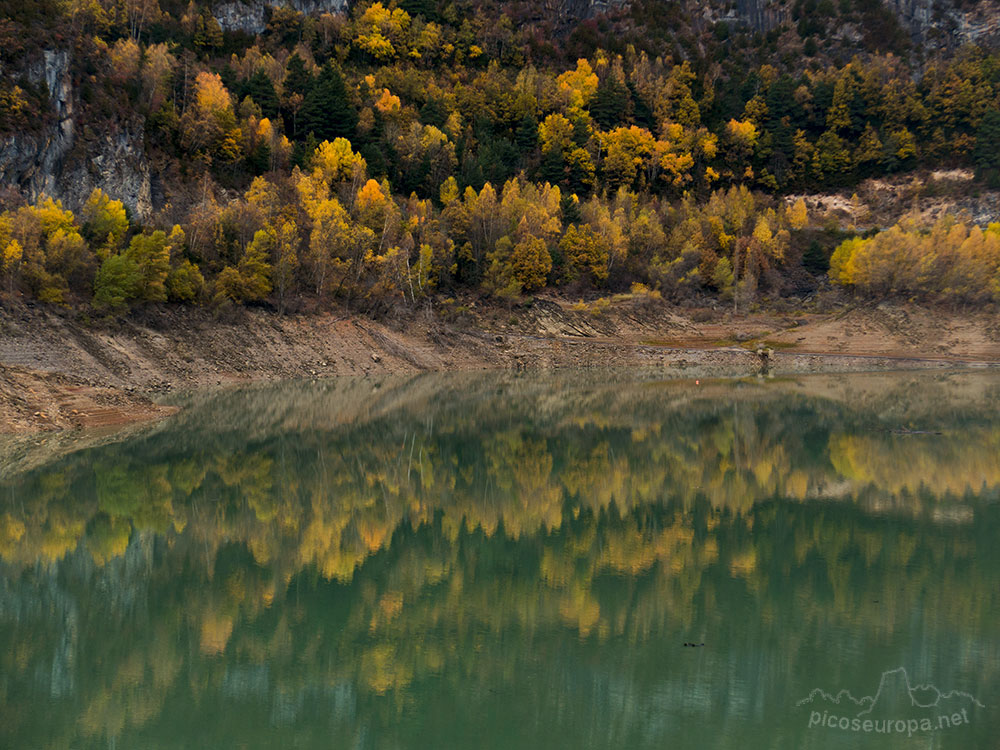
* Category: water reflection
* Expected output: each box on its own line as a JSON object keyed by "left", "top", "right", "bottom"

{"left": 1, "top": 370, "right": 998, "bottom": 748}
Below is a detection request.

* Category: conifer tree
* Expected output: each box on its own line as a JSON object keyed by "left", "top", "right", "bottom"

{"left": 974, "top": 109, "right": 1000, "bottom": 188}
{"left": 300, "top": 63, "right": 357, "bottom": 143}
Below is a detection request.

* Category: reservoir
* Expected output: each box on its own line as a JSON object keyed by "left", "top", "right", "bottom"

{"left": 1, "top": 370, "right": 998, "bottom": 748}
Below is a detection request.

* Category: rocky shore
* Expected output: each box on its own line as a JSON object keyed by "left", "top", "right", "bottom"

{"left": 1, "top": 298, "right": 998, "bottom": 434}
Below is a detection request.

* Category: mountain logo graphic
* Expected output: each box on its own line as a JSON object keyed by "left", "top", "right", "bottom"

{"left": 797, "top": 667, "right": 984, "bottom": 717}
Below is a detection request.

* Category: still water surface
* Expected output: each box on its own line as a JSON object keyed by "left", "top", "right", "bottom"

{"left": 2, "top": 370, "right": 999, "bottom": 749}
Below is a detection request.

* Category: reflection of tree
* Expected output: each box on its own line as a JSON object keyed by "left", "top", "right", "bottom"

{"left": 3, "top": 498, "right": 998, "bottom": 748}
{"left": 1, "top": 372, "right": 1000, "bottom": 746}
{"left": 829, "top": 430, "right": 1000, "bottom": 496}
{"left": 2, "top": 372, "right": 1000, "bottom": 575}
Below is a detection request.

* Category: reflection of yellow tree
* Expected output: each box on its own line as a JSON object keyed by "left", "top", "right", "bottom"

{"left": 1, "top": 497, "right": 995, "bottom": 749}
{"left": 485, "top": 431, "right": 561, "bottom": 537}
{"left": 830, "top": 429, "right": 1000, "bottom": 496}
{"left": 5, "top": 406, "right": 1000, "bottom": 579}
{"left": 5, "top": 375, "right": 1000, "bottom": 750}
{"left": 79, "top": 625, "right": 182, "bottom": 741}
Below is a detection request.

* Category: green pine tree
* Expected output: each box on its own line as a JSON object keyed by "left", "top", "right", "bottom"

{"left": 243, "top": 70, "right": 279, "bottom": 120}
{"left": 299, "top": 63, "right": 357, "bottom": 143}
{"left": 591, "top": 75, "right": 630, "bottom": 129}
{"left": 974, "top": 109, "right": 1000, "bottom": 188}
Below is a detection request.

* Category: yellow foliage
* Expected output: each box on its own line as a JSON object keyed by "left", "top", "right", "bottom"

{"left": 3, "top": 239, "right": 23, "bottom": 269}
{"left": 829, "top": 217, "right": 1000, "bottom": 301}
{"left": 355, "top": 178, "right": 387, "bottom": 213}
{"left": 538, "top": 112, "right": 573, "bottom": 152}
{"left": 82, "top": 188, "right": 128, "bottom": 253}
{"left": 726, "top": 118, "right": 759, "bottom": 147}
{"left": 787, "top": 197, "right": 808, "bottom": 229}
{"left": 355, "top": 2, "right": 411, "bottom": 60}
{"left": 256, "top": 117, "right": 274, "bottom": 143}
{"left": 374, "top": 87, "right": 401, "bottom": 114}
{"left": 508, "top": 235, "right": 552, "bottom": 291}
{"left": 311, "top": 138, "right": 367, "bottom": 185}
{"left": 439, "top": 176, "right": 459, "bottom": 205}
{"left": 109, "top": 37, "right": 141, "bottom": 82}
{"left": 194, "top": 71, "right": 232, "bottom": 117}
{"left": 557, "top": 58, "right": 599, "bottom": 111}
{"left": 33, "top": 196, "right": 78, "bottom": 237}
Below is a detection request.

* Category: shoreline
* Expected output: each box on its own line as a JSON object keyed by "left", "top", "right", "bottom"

{"left": 1, "top": 299, "right": 999, "bottom": 435}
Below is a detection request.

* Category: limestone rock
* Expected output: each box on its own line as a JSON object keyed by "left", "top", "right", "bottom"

{"left": 213, "top": 0, "right": 349, "bottom": 34}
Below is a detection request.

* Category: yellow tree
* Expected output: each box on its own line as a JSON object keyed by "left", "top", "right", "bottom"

{"left": 559, "top": 224, "right": 609, "bottom": 283}
{"left": 508, "top": 236, "right": 551, "bottom": 291}
{"left": 181, "top": 71, "right": 241, "bottom": 165}
{"left": 10, "top": 198, "right": 92, "bottom": 304}
{"left": 786, "top": 198, "right": 808, "bottom": 230}
{"left": 304, "top": 197, "right": 375, "bottom": 297}
{"left": 312, "top": 138, "right": 367, "bottom": 189}
{"left": 2, "top": 235, "right": 23, "bottom": 295}
{"left": 538, "top": 113, "right": 575, "bottom": 156}
{"left": 272, "top": 220, "right": 299, "bottom": 312}
{"left": 557, "top": 58, "right": 599, "bottom": 113}
{"left": 724, "top": 119, "right": 758, "bottom": 176}
{"left": 80, "top": 188, "right": 129, "bottom": 257}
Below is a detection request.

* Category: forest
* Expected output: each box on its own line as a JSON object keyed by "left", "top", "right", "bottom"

{"left": 1, "top": 0, "right": 1000, "bottom": 314}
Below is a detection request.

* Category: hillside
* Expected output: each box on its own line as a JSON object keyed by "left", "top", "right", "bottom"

{"left": 1, "top": 0, "right": 1000, "bottom": 432}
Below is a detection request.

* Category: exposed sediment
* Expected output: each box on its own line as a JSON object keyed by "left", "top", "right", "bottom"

{"left": 1, "top": 299, "right": 998, "bottom": 435}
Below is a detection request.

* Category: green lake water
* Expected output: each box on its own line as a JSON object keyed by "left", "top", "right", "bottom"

{"left": 1, "top": 369, "right": 999, "bottom": 749}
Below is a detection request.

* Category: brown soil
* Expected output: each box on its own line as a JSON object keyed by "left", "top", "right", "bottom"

{"left": 1, "top": 298, "right": 998, "bottom": 435}
{"left": 0, "top": 363, "right": 174, "bottom": 432}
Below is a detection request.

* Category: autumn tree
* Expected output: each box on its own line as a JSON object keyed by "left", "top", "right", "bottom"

{"left": 272, "top": 220, "right": 299, "bottom": 312}
{"left": 214, "top": 227, "right": 273, "bottom": 304}
{"left": 125, "top": 230, "right": 171, "bottom": 301}
{"left": 93, "top": 253, "right": 141, "bottom": 311}
{"left": 7, "top": 198, "right": 92, "bottom": 304}
{"left": 559, "top": 224, "right": 609, "bottom": 283}
{"left": 80, "top": 188, "right": 129, "bottom": 256}
{"left": 181, "top": 71, "right": 241, "bottom": 166}
{"left": 485, "top": 235, "right": 551, "bottom": 296}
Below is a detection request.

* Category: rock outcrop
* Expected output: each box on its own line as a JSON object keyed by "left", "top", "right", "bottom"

{"left": 697, "top": 0, "right": 1000, "bottom": 45}
{"left": 732, "top": 0, "right": 788, "bottom": 32}
{"left": 61, "top": 125, "right": 153, "bottom": 222}
{"left": 886, "top": 0, "right": 1000, "bottom": 50}
{"left": 214, "top": 0, "right": 348, "bottom": 34}
{"left": 0, "top": 50, "right": 74, "bottom": 201}
{"left": 0, "top": 50, "right": 153, "bottom": 221}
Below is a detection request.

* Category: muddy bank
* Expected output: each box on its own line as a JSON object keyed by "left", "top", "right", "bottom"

{"left": 1, "top": 299, "right": 998, "bottom": 435}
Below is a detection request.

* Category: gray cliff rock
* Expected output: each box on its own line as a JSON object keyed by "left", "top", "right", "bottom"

{"left": 733, "top": 0, "right": 788, "bottom": 32}
{"left": 214, "top": 0, "right": 348, "bottom": 34}
{"left": 721, "top": 0, "right": 1000, "bottom": 46}
{"left": 0, "top": 50, "right": 74, "bottom": 201}
{"left": 886, "top": 0, "right": 1000, "bottom": 50}
{"left": 0, "top": 50, "right": 153, "bottom": 221}
{"left": 692, "top": 0, "right": 1000, "bottom": 45}
{"left": 62, "top": 125, "right": 153, "bottom": 223}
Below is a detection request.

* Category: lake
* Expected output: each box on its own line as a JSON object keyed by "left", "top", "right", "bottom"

{"left": 1, "top": 369, "right": 998, "bottom": 749}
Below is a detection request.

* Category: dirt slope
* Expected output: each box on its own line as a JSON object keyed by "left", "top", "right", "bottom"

{"left": 1, "top": 299, "right": 998, "bottom": 435}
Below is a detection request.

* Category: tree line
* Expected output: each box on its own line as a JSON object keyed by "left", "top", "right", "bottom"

{"left": 2, "top": 1, "right": 1000, "bottom": 311}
